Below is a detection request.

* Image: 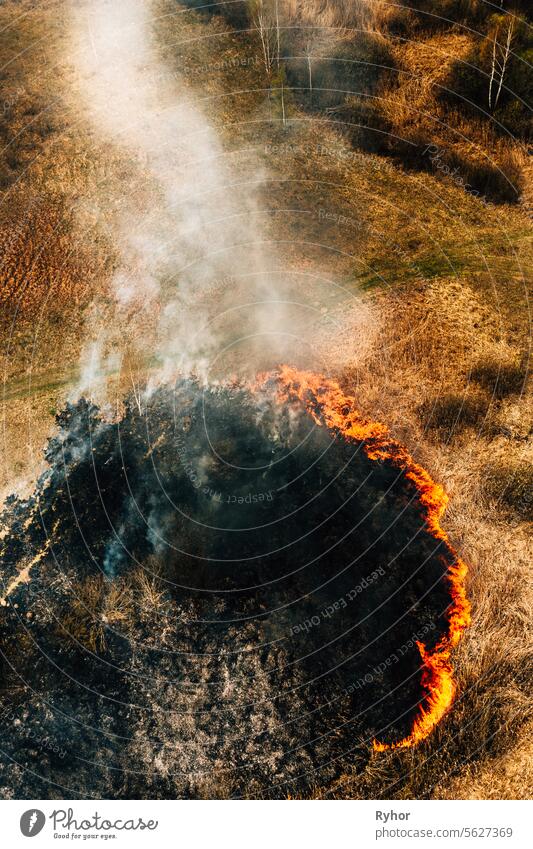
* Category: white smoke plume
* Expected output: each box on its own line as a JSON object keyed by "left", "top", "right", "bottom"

{"left": 68, "top": 0, "right": 374, "bottom": 391}
{"left": 69, "top": 0, "right": 278, "bottom": 380}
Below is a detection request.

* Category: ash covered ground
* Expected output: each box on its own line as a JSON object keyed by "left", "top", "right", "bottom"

{"left": 0, "top": 377, "right": 453, "bottom": 798}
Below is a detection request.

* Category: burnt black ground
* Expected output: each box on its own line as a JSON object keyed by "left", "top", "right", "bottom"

{"left": 0, "top": 378, "right": 453, "bottom": 798}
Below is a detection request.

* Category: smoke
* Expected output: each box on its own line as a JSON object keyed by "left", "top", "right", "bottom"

{"left": 69, "top": 0, "right": 284, "bottom": 382}
{"left": 68, "top": 0, "right": 375, "bottom": 391}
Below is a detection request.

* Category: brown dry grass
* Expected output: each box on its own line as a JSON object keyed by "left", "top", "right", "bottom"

{"left": 275, "top": 2, "right": 529, "bottom": 203}
{"left": 435, "top": 722, "right": 533, "bottom": 800}
{"left": 0, "top": 0, "right": 121, "bottom": 409}
{"left": 324, "top": 276, "right": 533, "bottom": 798}
{"left": 56, "top": 565, "right": 177, "bottom": 655}
{"left": 58, "top": 575, "right": 134, "bottom": 654}
{"left": 376, "top": 31, "right": 528, "bottom": 200}
{"left": 283, "top": 0, "right": 404, "bottom": 34}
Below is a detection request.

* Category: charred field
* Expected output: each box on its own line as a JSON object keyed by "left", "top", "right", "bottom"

{"left": 0, "top": 369, "right": 468, "bottom": 797}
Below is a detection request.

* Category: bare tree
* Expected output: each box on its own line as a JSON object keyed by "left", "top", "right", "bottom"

{"left": 488, "top": 18, "right": 515, "bottom": 111}
{"left": 250, "top": 0, "right": 278, "bottom": 76}
{"left": 250, "top": 0, "right": 287, "bottom": 125}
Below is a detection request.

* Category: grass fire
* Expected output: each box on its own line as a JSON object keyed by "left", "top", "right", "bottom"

{"left": 0, "top": 367, "right": 469, "bottom": 797}
{"left": 0, "top": 0, "right": 530, "bottom": 806}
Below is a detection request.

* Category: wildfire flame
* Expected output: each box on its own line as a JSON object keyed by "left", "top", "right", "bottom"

{"left": 261, "top": 365, "right": 471, "bottom": 751}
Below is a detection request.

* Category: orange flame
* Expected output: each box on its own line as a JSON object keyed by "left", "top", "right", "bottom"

{"left": 260, "top": 365, "right": 471, "bottom": 751}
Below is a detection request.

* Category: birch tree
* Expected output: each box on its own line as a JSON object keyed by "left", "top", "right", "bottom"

{"left": 249, "top": 0, "right": 279, "bottom": 76}
{"left": 488, "top": 18, "right": 515, "bottom": 110}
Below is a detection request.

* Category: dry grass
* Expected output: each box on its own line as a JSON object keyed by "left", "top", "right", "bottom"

{"left": 58, "top": 575, "right": 134, "bottom": 654}
{"left": 482, "top": 460, "right": 533, "bottom": 519}
{"left": 283, "top": 0, "right": 407, "bottom": 34}
{"left": 371, "top": 31, "right": 528, "bottom": 202}
{"left": 55, "top": 564, "right": 177, "bottom": 655}
{"left": 327, "top": 273, "right": 533, "bottom": 798}
{"left": 0, "top": 0, "right": 117, "bottom": 377}
{"left": 276, "top": 4, "right": 529, "bottom": 203}
{"left": 470, "top": 357, "right": 529, "bottom": 399}
{"left": 131, "top": 561, "right": 177, "bottom": 646}
{"left": 435, "top": 722, "right": 533, "bottom": 800}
